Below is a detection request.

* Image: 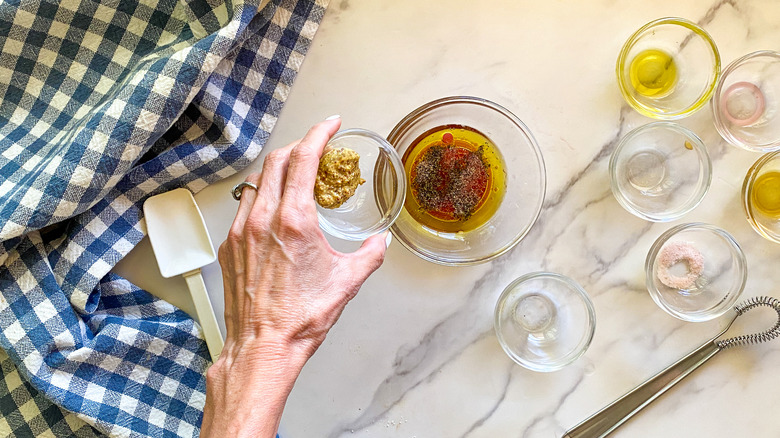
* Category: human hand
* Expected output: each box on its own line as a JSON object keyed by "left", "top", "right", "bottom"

{"left": 201, "top": 117, "right": 388, "bottom": 438}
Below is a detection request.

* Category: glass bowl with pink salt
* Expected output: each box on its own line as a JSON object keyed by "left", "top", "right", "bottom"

{"left": 645, "top": 223, "right": 747, "bottom": 322}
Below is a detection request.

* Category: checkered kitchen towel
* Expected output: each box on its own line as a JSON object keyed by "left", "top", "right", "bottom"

{"left": 0, "top": 0, "right": 326, "bottom": 436}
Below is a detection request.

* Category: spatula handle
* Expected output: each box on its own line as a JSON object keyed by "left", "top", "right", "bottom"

{"left": 183, "top": 269, "right": 224, "bottom": 362}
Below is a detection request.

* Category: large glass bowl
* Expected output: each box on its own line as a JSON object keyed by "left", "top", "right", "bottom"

{"left": 386, "top": 96, "right": 546, "bottom": 265}
{"left": 316, "top": 129, "right": 406, "bottom": 241}
{"left": 645, "top": 223, "right": 747, "bottom": 322}
{"left": 617, "top": 17, "right": 721, "bottom": 120}
{"left": 712, "top": 50, "right": 780, "bottom": 152}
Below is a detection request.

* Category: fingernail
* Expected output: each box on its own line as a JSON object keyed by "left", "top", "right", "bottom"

{"left": 325, "top": 114, "right": 341, "bottom": 121}
{"left": 384, "top": 231, "right": 393, "bottom": 248}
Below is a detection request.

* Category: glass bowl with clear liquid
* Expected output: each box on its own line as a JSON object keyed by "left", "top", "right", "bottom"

{"left": 610, "top": 122, "right": 712, "bottom": 222}
{"left": 494, "top": 272, "right": 596, "bottom": 372}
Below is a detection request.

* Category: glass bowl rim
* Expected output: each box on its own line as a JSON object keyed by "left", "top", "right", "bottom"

{"left": 386, "top": 95, "right": 547, "bottom": 266}
{"left": 644, "top": 222, "right": 748, "bottom": 322}
{"left": 609, "top": 121, "right": 713, "bottom": 222}
{"left": 316, "top": 128, "right": 406, "bottom": 241}
{"left": 616, "top": 17, "right": 722, "bottom": 120}
{"left": 494, "top": 271, "right": 596, "bottom": 372}
{"left": 712, "top": 50, "right": 780, "bottom": 152}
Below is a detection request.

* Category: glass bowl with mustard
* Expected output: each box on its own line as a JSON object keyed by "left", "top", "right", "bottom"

{"left": 386, "top": 96, "right": 546, "bottom": 265}
{"left": 315, "top": 129, "right": 406, "bottom": 240}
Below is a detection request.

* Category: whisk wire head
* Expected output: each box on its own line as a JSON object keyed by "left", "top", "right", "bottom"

{"left": 717, "top": 296, "right": 780, "bottom": 349}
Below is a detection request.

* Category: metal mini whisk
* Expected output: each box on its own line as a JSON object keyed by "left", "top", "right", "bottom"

{"left": 717, "top": 296, "right": 780, "bottom": 348}
{"left": 563, "top": 295, "right": 780, "bottom": 438}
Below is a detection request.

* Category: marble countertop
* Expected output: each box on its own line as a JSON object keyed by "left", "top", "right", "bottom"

{"left": 114, "top": 1, "right": 780, "bottom": 436}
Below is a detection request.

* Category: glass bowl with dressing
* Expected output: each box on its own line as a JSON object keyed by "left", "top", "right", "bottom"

{"left": 617, "top": 17, "right": 721, "bottom": 120}
{"left": 387, "top": 96, "right": 546, "bottom": 265}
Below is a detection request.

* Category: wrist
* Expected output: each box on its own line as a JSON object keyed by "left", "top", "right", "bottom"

{"left": 201, "top": 337, "right": 311, "bottom": 438}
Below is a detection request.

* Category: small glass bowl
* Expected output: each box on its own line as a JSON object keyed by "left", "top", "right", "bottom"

{"left": 617, "top": 17, "right": 721, "bottom": 120}
{"left": 645, "top": 223, "right": 747, "bottom": 322}
{"left": 610, "top": 122, "right": 712, "bottom": 222}
{"left": 316, "top": 129, "right": 406, "bottom": 240}
{"left": 387, "top": 96, "right": 546, "bottom": 266}
{"left": 743, "top": 151, "right": 780, "bottom": 243}
{"left": 712, "top": 50, "right": 780, "bottom": 152}
{"left": 494, "top": 272, "right": 596, "bottom": 372}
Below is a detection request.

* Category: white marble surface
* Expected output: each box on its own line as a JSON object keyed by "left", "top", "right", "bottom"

{"left": 114, "top": 1, "right": 780, "bottom": 436}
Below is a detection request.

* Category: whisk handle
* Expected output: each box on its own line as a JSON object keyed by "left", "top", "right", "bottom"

{"left": 563, "top": 340, "right": 721, "bottom": 438}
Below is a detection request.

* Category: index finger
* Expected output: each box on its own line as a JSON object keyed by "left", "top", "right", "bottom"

{"left": 282, "top": 116, "right": 341, "bottom": 202}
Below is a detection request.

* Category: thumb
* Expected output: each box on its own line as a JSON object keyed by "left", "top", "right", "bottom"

{"left": 348, "top": 231, "right": 389, "bottom": 282}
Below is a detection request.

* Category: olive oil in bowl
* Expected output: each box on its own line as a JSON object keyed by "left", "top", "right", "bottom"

{"left": 630, "top": 49, "right": 678, "bottom": 98}
{"left": 751, "top": 171, "right": 780, "bottom": 218}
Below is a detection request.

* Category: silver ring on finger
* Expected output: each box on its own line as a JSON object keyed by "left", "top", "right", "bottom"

{"left": 231, "top": 181, "right": 258, "bottom": 201}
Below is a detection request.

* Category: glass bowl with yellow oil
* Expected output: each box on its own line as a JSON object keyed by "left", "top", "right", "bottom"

{"left": 386, "top": 96, "right": 546, "bottom": 265}
{"left": 617, "top": 17, "right": 721, "bottom": 120}
{"left": 610, "top": 122, "right": 712, "bottom": 222}
{"left": 713, "top": 51, "right": 780, "bottom": 152}
{"left": 743, "top": 151, "right": 780, "bottom": 243}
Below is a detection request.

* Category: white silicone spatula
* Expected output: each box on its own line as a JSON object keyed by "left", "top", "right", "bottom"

{"left": 143, "top": 188, "right": 223, "bottom": 362}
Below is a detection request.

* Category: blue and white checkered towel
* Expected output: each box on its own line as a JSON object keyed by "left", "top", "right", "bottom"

{"left": 0, "top": 0, "right": 326, "bottom": 436}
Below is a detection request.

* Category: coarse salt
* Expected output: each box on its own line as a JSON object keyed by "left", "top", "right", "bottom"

{"left": 655, "top": 241, "right": 704, "bottom": 290}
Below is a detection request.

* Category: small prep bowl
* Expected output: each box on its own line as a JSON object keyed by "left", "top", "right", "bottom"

{"left": 617, "top": 17, "right": 721, "bottom": 119}
{"left": 316, "top": 129, "right": 406, "bottom": 240}
{"left": 712, "top": 51, "right": 780, "bottom": 152}
{"left": 743, "top": 151, "right": 780, "bottom": 243}
{"left": 387, "top": 96, "right": 546, "bottom": 265}
{"left": 645, "top": 223, "right": 747, "bottom": 322}
{"left": 610, "top": 122, "right": 712, "bottom": 222}
{"left": 494, "top": 272, "right": 596, "bottom": 372}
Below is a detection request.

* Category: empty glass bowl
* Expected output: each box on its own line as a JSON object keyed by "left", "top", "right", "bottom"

{"left": 316, "top": 129, "right": 406, "bottom": 240}
{"left": 494, "top": 272, "right": 596, "bottom": 372}
{"left": 617, "top": 17, "right": 721, "bottom": 119}
{"left": 610, "top": 122, "right": 712, "bottom": 221}
{"left": 387, "top": 96, "right": 546, "bottom": 265}
{"left": 743, "top": 151, "right": 780, "bottom": 243}
{"left": 712, "top": 50, "right": 780, "bottom": 152}
{"left": 645, "top": 223, "right": 747, "bottom": 322}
